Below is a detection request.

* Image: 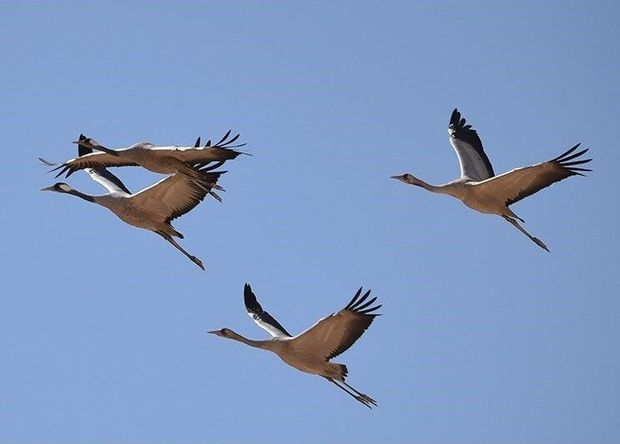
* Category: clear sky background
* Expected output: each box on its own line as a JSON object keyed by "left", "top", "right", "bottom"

{"left": 1, "top": 1, "right": 618, "bottom": 443}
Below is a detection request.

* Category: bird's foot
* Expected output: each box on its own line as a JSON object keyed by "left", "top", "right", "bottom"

{"left": 191, "top": 256, "right": 205, "bottom": 270}
{"left": 362, "top": 394, "right": 377, "bottom": 406}
{"left": 38, "top": 157, "right": 57, "bottom": 166}
{"left": 534, "top": 238, "right": 550, "bottom": 252}
{"left": 357, "top": 393, "right": 377, "bottom": 408}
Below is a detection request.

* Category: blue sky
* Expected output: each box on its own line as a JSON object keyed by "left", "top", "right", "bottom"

{"left": 1, "top": 1, "right": 619, "bottom": 443}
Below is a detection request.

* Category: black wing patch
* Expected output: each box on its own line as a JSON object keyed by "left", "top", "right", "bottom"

{"left": 77, "top": 134, "right": 131, "bottom": 194}
{"left": 449, "top": 108, "right": 495, "bottom": 177}
{"left": 244, "top": 283, "right": 292, "bottom": 337}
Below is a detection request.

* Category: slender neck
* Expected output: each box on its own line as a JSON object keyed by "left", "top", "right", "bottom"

{"left": 228, "top": 332, "right": 273, "bottom": 350}
{"left": 88, "top": 143, "right": 119, "bottom": 157}
{"left": 405, "top": 176, "right": 465, "bottom": 198}
{"left": 67, "top": 189, "right": 96, "bottom": 203}
{"left": 405, "top": 176, "right": 441, "bottom": 193}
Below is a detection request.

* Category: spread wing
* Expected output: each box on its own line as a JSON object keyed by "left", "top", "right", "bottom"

{"left": 448, "top": 108, "right": 495, "bottom": 181}
{"left": 243, "top": 284, "right": 291, "bottom": 338}
{"left": 129, "top": 166, "right": 226, "bottom": 223}
{"left": 292, "top": 288, "right": 381, "bottom": 360}
{"left": 473, "top": 144, "right": 591, "bottom": 206}
{"left": 51, "top": 151, "right": 138, "bottom": 178}
{"left": 83, "top": 168, "right": 130, "bottom": 194}
{"left": 166, "top": 130, "right": 246, "bottom": 165}
{"left": 77, "top": 134, "right": 131, "bottom": 194}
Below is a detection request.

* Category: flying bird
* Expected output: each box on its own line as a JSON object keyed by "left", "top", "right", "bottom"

{"left": 41, "top": 136, "right": 226, "bottom": 270}
{"left": 391, "top": 108, "right": 592, "bottom": 251}
{"left": 44, "top": 130, "right": 246, "bottom": 181}
{"left": 209, "top": 284, "right": 381, "bottom": 408}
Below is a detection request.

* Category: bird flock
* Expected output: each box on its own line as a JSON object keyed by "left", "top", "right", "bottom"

{"left": 40, "top": 109, "right": 592, "bottom": 409}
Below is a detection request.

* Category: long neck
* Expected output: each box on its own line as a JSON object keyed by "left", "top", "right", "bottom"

{"left": 406, "top": 176, "right": 441, "bottom": 193}
{"left": 228, "top": 332, "right": 273, "bottom": 350}
{"left": 407, "top": 176, "right": 464, "bottom": 198}
{"left": 89, "top": 142, "right": 119, "bottom": 157}
{"left": 67, "top": 189, "right": 96, "bottom": 203}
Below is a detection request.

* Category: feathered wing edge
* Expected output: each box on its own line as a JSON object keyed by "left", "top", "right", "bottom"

{"left": 449, "top": 108, "right": 495, "bottom": 179}
{"left": 505, "top": 143, "right": 592, "bottom": 207}
{"left": 324, "top": 287, "right": 382, "bottom": 361}
{"left": 243, "top": 283, "right": 292, "bottom": 337}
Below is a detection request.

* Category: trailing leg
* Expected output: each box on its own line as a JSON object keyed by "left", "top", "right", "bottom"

{"left": 503, "top": 216, "right": 549, "bottom": 252}
{"left": 323, "top": 377, "right": 374, "bottom": 409}
{"left": 156, "top": 231, "right": 205, "bottom": 270}
{"left": 341, "top": 380, "right": 377, "bottom": 407}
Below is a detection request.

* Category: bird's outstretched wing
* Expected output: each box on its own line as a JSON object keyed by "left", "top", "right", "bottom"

{"left": 76, "top": 134, "right": 132, "bottom": 194}
{"left": 129, "top": 165, "right": 226, "bottom": 223}
{"left": 165, "top": 131, "right": 246, "bottom": 165}
{"left": 83, "top": 168, "right": 130, "bottom": 194}
{"left": 292, "top": 288, "right": 381, "bottom": 360}
{"left": 448, "top": 109, "right": 495, "bottom": 181}
{"left": 474, "top": 144, "right": 591, "bottom": 206}
{"left": 244, "top": 284, "right": 291, "bottom": 338}
{"left": 50, "top": 149, "right": 138, "bottom": 178}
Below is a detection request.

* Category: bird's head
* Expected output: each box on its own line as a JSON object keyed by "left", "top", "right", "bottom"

{"left": 72, "top": 137, "right": 99, "bottom": 148}
{"left": 391, "top": 173, "right": 419, "bottom": 185}
{"left": 208, "top": 328, "right": 236, "bottom": 339}
{"left": 40, "top": 182, "right": 75, "bottom": 193}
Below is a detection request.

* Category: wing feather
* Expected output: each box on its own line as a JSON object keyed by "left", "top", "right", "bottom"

{"left": 243, "top": 284, "right": 291, "bottom": 337}
{"left": 448, "top": 109, "right": 495, "bottom": 181}
{"left": 474, "top": 144, "right": 592, "bottom": 206}
{"left": 167, "top": 146, "right": 245, "bottom": 164}
{"left": 76, "top": 134, "right": 131, "bottom": 194}
{"left": 53, "top": 151, "right": 138, "bottom": 178}
{"left": 292, "top": 288, "right": 381, "bottom": 361}
{"left": 129, "top": 165, "right": 225, "bottom": 222}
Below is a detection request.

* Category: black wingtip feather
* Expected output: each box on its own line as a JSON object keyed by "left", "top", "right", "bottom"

{"left": 550, "top": 144, "right": 581, "bottom": 163}
{"left": 54, "top": 166, "right": 69, "bottom": 178}
{"left": 550, "top": 145, "right": 592, "bottom": 173}
{"left": 215, "top": 130, "right": 232, "bottom": 146}
{"left": 450, "top": 108, "right": 460, "bottom": 126}
{"left": 243, "top": 283, "right": 262, "bottom": 313}
{"left": 346, "top": 287, "right": 364, "bottom": 309}
{"left": 355, "top": 296, "right": 378, "bottom": 312}
{"left": 38, "top": 157, "right": 57, "bottom": 167}
{"left": 344, "top": 288, "right": 381, "bottom": 316}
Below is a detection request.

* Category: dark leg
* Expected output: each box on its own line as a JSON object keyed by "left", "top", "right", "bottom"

{"left": 323, "top": 377, "right": 374, "bottom": 409}
{"left": 503, "top": 216, "right": 549, "bottom": 252}
{"left": 156, "top": 232, "right": 205, "bottom": 270}
{"left": 341, "top": 380, "right": 377, "bottom": 407}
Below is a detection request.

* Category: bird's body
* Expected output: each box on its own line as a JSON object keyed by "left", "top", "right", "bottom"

{"left": 392, "top": 109, "right": 592, "bottom": 251}
{"left": 210, "top": 284, "right": 381, "bottom": 408}
{"left": 46, "top": 130, "right": 245, "bottom": 180}
{"left": 41, "top": 137, "right": 226, "bottom": 270}
{"left": 85, "top": 191, "right": 181, "bottom": 237}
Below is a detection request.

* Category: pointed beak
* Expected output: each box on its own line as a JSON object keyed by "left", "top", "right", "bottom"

{"left": 40, "top": 185, "right": 55, "bottom": 191}
{"left": 390, "top": 175, "right": 401, "bottom": 180}
{"left": 207, "top": 330, "right": 219, "bottom": 335}
{"left": 71, "top": 140, "right": 80, "bottom": 144}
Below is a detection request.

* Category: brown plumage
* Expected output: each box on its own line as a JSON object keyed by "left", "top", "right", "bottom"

{"left": 209, "top": 285, "right": 381, "bottom": 408}
{"left": 392, "top": 108, "right": 592, "bottom": 251}
{"left": 43, "top": 130, "right": 245, "bottom": 180}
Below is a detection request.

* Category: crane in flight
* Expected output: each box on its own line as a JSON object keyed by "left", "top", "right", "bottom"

{"left": 43, "top": 130, "right": 245, "bottom": 182}
{"left": 392, "top": 109, "right": 591, "bottom": 251}
{"left": 209, "top": 284, "right": 381, "bottom": 408}
{"left": 40, "top": 136, "right": 227, "bottom": 270}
